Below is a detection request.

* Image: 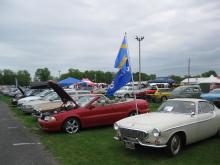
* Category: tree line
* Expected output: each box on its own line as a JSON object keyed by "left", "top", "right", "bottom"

{"left": 0, "top": 68, "right": 218, "bottom": 86}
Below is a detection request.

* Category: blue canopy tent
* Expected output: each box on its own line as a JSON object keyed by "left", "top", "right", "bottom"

{"left": 58, "top": 77, "right": 81, "bottom": 87}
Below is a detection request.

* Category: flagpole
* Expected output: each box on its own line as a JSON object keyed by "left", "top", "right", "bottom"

{"left": 125, "top": 32, "right": 139, "bottom": 115}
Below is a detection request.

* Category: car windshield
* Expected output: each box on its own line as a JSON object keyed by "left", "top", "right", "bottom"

{"left": 43, "top": 92, "right": 60, "bottom": 101}
{"left": 171, "top": 86, "right": 188, "bottom": 95}
{"left": 157, "top": 100, "right": 195, "bottom": 114}
{"left": 210, "top": 89, "right": 220, "bottom": 94}
{"left": 76, "top": 96, "right": 96, "bottom": 107}
{"left": 35, "top": 90, "right": 49, "bottom": 97}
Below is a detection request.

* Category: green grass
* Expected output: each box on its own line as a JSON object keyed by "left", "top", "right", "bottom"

{"left": 1, "top": 96, "right": 220, "bottom": 165}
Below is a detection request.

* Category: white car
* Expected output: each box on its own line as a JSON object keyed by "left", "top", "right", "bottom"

{"left": 114, "top": 98, "right": 220, "bottom": 156}
{"left": 114, "top": 85, "right": 146, "bottom": 98}
{"left": 20, "top": 89, "right": 80, "bottom": 113}
{"left": 17, "top": 90, "right": 53, "bottom": 107}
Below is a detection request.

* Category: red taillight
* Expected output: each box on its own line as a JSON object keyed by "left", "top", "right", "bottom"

{"left": 145, "top": 89, "right": 156, "bottom": 94}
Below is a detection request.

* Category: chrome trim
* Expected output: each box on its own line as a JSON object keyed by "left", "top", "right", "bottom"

{"left": 114, "top": 135, "right": 167, "bottom": 148}
{"left": 136, "top": 138, "right": 167, "bottom": 148}
{"left": 163, "top": 115, "right": 216, "bottom": 132}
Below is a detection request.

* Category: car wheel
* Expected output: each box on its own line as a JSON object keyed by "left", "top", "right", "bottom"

{"left": 161, "top": 96, "right": 167, "bottom": 102}
{"left": 166, "top": 134, "right": 182, "bottom": 156}
{"left": 129, "top": 111, "right": 137, "bottom": 117}
{"left": 124, "top": 94, "right": 129, "bottom": 98}
{"left": 63, "top": 118, "right": 80, "bottom": 134}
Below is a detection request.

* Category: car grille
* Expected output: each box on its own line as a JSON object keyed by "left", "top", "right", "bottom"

{"left": 119, "top": 128, "right": 148, "bottom": 141}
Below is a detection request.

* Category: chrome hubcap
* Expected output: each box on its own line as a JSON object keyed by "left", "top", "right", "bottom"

{"left": 65, "top": 119, "right": 79, "bottom": 133}
{"left": 171, "top": 136, "right": 180, "bottom": 155}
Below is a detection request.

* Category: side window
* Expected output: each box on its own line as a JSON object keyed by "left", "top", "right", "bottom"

{"left": 186, "top": 88, "right": 192, "bottom": 93}
{"left": 198, "top": 102, "right": 214, "bottom": 114}
{"left": 193, "top": 87, "right": 200, "bottom": 92}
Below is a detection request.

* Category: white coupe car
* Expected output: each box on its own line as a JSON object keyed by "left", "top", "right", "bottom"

{"left": 114, "top": 98, "right": 220, "bottom": 156}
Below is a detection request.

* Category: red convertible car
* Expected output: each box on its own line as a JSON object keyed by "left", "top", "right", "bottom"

{"left": 38, "top": 81, "right": 149, "bottom": 133}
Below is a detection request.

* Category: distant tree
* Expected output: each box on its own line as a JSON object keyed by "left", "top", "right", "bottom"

{"left": 2, "top": 69, "right": 16, "bottom": 85}
{"left": 201, "top": 70, "right": 217, "bottom": 77}
{"left": 0, "top": 70, "right": 3, "bottom": 85}
{"left": 34, "top": 68, "right": 51, "bottom": 81}
{"left": 16, "top": 70, "right": 31, "bottom": 86}
{"left": 169, "top": 75, "right": 184, "bottom": 84}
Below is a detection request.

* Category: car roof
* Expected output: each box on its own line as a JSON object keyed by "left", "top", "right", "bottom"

{"left": 168, "top": 98, "right": 208, "bottom": 103}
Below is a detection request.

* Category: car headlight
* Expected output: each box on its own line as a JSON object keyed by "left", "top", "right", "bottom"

{"left": 44, "top": 116, "right": 56, "bottom": 122}
{"left": 114, "top": 123, "right": 119, "bottom": 130}
{"left": 152, "top": 128, "right": 161, "bottom": 137}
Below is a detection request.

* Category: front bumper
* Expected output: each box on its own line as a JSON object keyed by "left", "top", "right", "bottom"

{"left": 114, "top": 136, "right": 166, "bottom": 148}
{"left": 38, "top": 118, "right": 62, "bottom": 132}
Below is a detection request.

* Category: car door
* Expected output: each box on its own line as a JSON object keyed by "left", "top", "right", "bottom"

{"left": 82, "top": 96, "right": 116, "bottom": 127}
{"left": 196, "top": 101, "right": 217, "bottom": 140}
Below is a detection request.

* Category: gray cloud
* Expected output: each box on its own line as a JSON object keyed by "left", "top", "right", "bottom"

{"left": 0, "top": 0, "right": 220, "bottom": 78}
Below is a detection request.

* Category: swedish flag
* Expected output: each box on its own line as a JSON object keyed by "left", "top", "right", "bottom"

{"left": 114, "top": 36, "right": 128, "bottom": 71}
{"left": 106, "top": 36, "right": 131, "bottom": 96}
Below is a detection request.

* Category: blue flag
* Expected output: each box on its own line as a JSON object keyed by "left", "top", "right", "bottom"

{"left": 106, "top": 36, "right": 132, "bottom": 96}
{"left": 114, "top": 36, "right": 128, "bottom": 71}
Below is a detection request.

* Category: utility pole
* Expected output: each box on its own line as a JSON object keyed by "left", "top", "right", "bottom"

{"left": 58, "top": 70, "right": 61, "bottom": 80}
{"left": 135, "top": 36, "right": 144, "bottom": 89}
{"left": 188, "top": 57, "right": 190, "bottom": 84}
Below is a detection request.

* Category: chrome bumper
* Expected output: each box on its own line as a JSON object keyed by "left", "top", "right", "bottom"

{"left": 114, "top": 136, "right": 167, "bottom": 148}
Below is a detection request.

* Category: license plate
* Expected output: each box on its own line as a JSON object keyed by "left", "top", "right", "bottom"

{"left": 124, "top": 141, "right": 135, "bottom": 149}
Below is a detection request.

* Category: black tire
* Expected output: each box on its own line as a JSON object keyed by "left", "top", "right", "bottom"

{"left": 129, "top": 111, "right": 137, "bottom": 117}
{"left": 165, "top": 134, "right": 182, "bottom": 156}
{"left": 63, "top": 117, "right": 80, "bottom": 134}
{"left": 161, "top": 96, "right": 167, "bottom": 102}
{"left": 124, "top": 94, "right": 130, "bottom": 98}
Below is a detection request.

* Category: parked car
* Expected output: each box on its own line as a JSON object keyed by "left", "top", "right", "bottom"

{"left": 170, "top": 85, "right": 201, "bottom": 99}
{"left": 201, "top": 88, "right": 220, "bottom": 108}
{"left": 11, "top": 89, "right": 42, "bottom": 105}
{"left": 145, "top": 86, "right": 172, "bottom": 103}
{"left": 21, "top": 92, "right": 60, "bottom": 114}
{"left": 17, "top": 89, "right": 53, "bottom": 107}
{"left": 33, "top": 94, "right": 90, "bottom": 117}
{"left": 114, "top": 84, "right": 147, "bottom": 98}
{"left": 114, "top": 98, "right": 220, "bottom": 156}
{"left": 38, "top": 80, "right": 149, "bottom": 133}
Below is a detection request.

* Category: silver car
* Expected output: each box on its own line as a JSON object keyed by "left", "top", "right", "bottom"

{"left": 114, "top": 98, "right": 220, "bottom": 156}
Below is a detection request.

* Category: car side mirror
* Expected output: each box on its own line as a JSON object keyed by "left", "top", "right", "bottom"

{"left": 191, "top": 111, "right": 195, "bottom": 117}
{"left": 89, "top": 105, "right": 95, "bottom": 110}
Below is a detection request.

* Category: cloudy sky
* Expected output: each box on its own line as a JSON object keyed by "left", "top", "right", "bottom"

{"left": 1, "top": 0, "right": 220, "bottom": 78}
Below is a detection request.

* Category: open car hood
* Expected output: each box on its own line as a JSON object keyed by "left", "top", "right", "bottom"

{"left": 47, "top": 80, "right": 78, "bottom": 106}
{"left": 17, "top": 86, "right": 25, "bottom": 96}
{"left": 31, "top": 80, "right": 78, "bottom": 106}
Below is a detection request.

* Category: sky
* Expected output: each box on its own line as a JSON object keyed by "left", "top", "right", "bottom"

{"left": 0, "top": 0, "right": 220, "bottom": 78}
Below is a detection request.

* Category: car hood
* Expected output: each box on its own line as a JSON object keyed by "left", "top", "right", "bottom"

{"left": 35, "top": 101, "right": 63, "bottom": 111}
{"left": 47, "top": 80, "right": 78, "bottom": 106}
{"left": 19, "top": 96, "right": 41, "bottom": 102}
{"left": 23, "top": 100, "right": 48, "bottom": 106}
{"left": 116, "top": 112, "right": 192, "bottom": 132}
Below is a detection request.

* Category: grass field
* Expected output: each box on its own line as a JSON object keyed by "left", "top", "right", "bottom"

{"left": 2, "top": 96, "right": 220, "bottom": 165}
